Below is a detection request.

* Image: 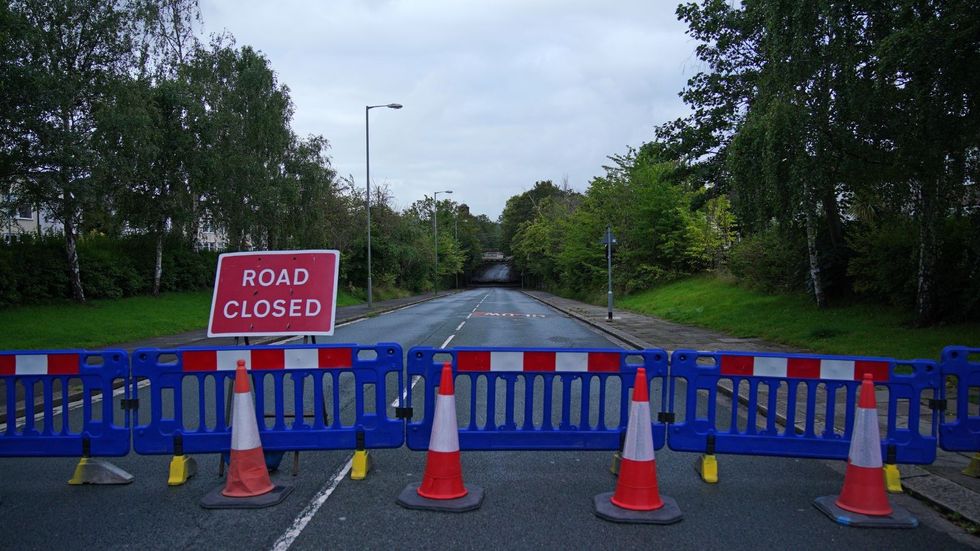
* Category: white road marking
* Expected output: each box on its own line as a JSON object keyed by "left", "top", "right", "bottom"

{"left": 273, "top": 333, "right": 448, "bottom": 551}
{"left": 440, "top": 334, "right": 455, "bottom": 349}
{"left": 270, "top": 454, "right": 354, "bottom": 551}
{"left": 456, "top": 321, "right": 465, "bottom": 331}
{"left": 465, "top": 313, "right": 472, "bottom": 319}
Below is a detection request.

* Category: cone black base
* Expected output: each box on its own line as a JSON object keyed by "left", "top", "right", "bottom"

{"left": 200, "top": 484, "right": 293, "bottom": 509}
{"left": 593, "top": 492, "right": 683, "bottom": 524}
{"left": 396, "top": 482, "right": 484, "bottom": 512}
{"left": 813, "top": 496, "right": 918, "bottom": 528}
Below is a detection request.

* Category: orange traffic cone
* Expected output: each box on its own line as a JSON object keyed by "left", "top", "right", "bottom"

{"left": 813, "top": 374, "right": 916, "bottom": 528}
{"left": 201, "top": 360, "right": 292, "bottom": 509}
{"left": 595, "top": 368, "right": 681, "bottom": 524}
{"left": 397, "top": 362, "right": 484, "bottom": 512}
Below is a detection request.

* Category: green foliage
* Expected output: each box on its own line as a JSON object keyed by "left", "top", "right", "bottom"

{"left": 728, "top": 227, "right": 805, "bottom": 293}
{"left": 619, "top": 275, "right": 979, "bottom": 360}
{"left": 0, "top": 234, "right": 215, "bottom": 307}
{"left": 651, "top": 0, "right": 980, "bottom": 323}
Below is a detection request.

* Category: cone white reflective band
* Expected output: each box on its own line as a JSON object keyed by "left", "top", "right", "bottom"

{"left": 621, "top": 399, "right": 655, "bottom": 462}
{"left": 489, "top": 351, "right": 523, "bottom": 371}
{"left": 428, "top": 394, "right": 460, "bottom": 452}
{"left": 231, "top": 391, "right": 262, "bottom": 451}
{"left": 848, "top": 406, "right": 882, "bottom": 468}
{"left": 217, "top": 350, "right": 250, "bottom": 371}
{"left": 753, "top": 357, "right": 787, "bottom": 378}
{"left": 555, "top": 353, "right": 588, "bottom": 372}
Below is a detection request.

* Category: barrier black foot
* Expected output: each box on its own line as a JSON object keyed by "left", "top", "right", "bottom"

{"left": 396, "top": 483, "right": 484, "bottom": 512}
{"left": 593, "top": 492, "right": 683, "bottom": 525}
{"left": 200, "top": 485, "right": 293, "bottom": 509}
{"left": 813, "top": 496, "right": 917, "bottom": 528}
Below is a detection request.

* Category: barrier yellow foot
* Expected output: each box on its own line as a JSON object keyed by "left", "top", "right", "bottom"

{"left": 610, "top": 451, "right": 622, "bottom": 476}
{"left": 68, "top": 457, "right": 134, "bottom": 485}
{"left": 884, "top": 463, "right": 903, "bottom": 493}
{"left": 168, "top": 454, "right": 197, "bottom": 486}
{"left": 351, "top": 449, "right": 371, "bottom": 480}
{"left": 962, "top": 453, "right": 980, "bottom": 478}
{"left": 696, "top": 454, "right": 718, "bottom": 484}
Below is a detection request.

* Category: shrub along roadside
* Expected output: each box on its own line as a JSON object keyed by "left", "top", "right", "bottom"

{"left": 0, "top": 234, "right": 218, "bottom": 307}
{"left": 617, "top": 275, "right": 979, "bottom": 360}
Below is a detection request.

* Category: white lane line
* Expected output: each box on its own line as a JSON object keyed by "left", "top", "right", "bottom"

{"left": 273, "top": 334, "right": 449, "bottom": 551}
{"left": 456, "top": 321, "right": 465, "bottom": 331}
{"left": 440, "top": 334, "right": 455, "bottom": 349}
{"left": 465, "top": 313, "right": 472, "bottom": 319}
{"left": 271, "top": 454, "right": 354, "bottom": 551}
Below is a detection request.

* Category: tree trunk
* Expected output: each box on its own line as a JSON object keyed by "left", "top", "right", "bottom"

{"left": 805, "top": 207, "right": 826, "bottom": 308}
{"left": 152, "top": 221, "right": 165, "bottom": 296}
{"left": 64, "top": 217, "right": 85, "bottom": 303}
{"left": 914, "top": 179, "right": 938, "bottom": 326}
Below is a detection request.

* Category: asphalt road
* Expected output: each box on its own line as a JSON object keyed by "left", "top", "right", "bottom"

{"left": 0, "top": 289, "right": 973, "bottom": 550}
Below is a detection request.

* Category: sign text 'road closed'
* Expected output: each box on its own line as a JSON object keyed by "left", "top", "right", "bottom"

{"left": 208, "top": 250, "right": 340, "bottom": 337}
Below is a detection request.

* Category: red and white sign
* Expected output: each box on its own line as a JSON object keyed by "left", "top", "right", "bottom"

{"left": 208, "top": 250, "right": 340, "bottom": 337}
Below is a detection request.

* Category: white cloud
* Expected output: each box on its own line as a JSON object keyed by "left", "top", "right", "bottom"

{"left": 198, "top": 0, "right": 695, "bottom": 218}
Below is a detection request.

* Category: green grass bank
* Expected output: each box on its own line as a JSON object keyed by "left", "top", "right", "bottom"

{"left": 618, "top": 276, "right": 979, "bottom": 360}
{"left": 0, "top": 289, "right": 363, "bottom": 350}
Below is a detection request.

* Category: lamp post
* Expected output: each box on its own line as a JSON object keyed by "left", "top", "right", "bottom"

{"left": 365, "top": 102, "right": 402, "bottom": 308}
{"left": 603, "top": 225, "right": 617, "bottom": 321}
{"left": 433, "top": 189, "right": 453, "bottom": 294}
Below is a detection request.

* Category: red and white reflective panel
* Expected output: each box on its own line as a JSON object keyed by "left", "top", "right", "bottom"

{"left": 181, "top": 348, "right": 354, "bottom": 372}
{"left": 0, "top": 353, "right": 80, "bottom": 376}
{"left": 719, "top": 355, "right": 889, "bottom": 381}
{"left": 456, "top": 351, "right": 621, "bottom": 373}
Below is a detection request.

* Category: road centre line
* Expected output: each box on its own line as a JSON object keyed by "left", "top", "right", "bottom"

{"left": 456, "top": 321, "right": 465, "bottom": 331}
{"left": 273, "top": 328, "right": 454, "bottom": 551}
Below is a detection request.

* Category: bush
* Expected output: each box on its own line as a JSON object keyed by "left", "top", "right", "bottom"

{"left": 0, "top": 233, "right": 218, "bottom": 306}
{"left": 729, "top": 227, "right": 806, "bottom": 293}
{"left": 847, "top": 219, "right": 917, "bottom": 309}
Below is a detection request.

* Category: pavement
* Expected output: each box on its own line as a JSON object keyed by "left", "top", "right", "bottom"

{"left": 523, "top": 289, "right": 980, "bottom": 528}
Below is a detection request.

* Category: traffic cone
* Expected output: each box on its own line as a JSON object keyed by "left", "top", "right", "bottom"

{"left": 397, "top": 362, "right": 484, "bottom": 512}
{"left": 201, "top": 360, "right": 293, "bottom": 509}
{"left": 594, "top": 368, "right": 682, "bottom": 524}
{"left": 813, "top": 374, "right": 917, "bottom": 528}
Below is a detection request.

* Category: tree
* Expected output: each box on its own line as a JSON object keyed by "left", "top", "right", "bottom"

{"left": 3, "top": 0, "right": 141, "bottom": 302}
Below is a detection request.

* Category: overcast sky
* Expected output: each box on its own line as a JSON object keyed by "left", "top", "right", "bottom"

{"left": 198, "top": 1, "right": 698, "bottom": 219}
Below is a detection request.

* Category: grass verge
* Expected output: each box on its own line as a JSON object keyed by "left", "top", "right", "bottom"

{"left": 618, "top": 275, "right": 979, "bottom": 360}
{"left": 0, "top": 289, "right": 364, "bottom": 350}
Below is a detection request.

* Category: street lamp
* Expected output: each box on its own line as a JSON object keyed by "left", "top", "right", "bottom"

{"left": 365, "top": 102, "right": 402, "bottom": 308}
{"left": 433, "top": 189, "right": 453, "bottom": 294}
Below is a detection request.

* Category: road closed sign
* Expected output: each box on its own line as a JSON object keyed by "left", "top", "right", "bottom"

{"left": 208, "top": 250, "right": 340, "bottom": 337}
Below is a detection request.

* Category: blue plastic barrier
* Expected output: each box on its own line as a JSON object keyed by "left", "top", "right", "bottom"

{"left": 939, "top": 346, "right": 980, "bottom": 452}
{"left": 131, "top": 343, "right": 404, "bottom": 455}
{"left": 668, "top": 350, "right": 940, "bottom": 464}
{"left": 0, "top": 349, "right": 130, "bottom": 457}
{"left": 406, "top": 346, "right": 669, "bottom": 451}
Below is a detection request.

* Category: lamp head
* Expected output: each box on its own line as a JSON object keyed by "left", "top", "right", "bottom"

{"left": 387, "top": 103, "right": 403, "bottom": 109}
